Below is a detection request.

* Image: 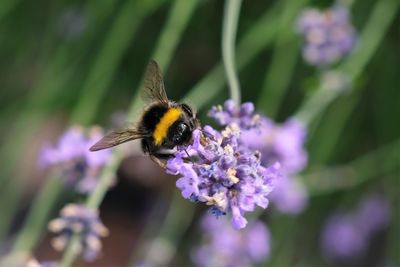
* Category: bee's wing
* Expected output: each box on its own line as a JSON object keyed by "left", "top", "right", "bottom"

{"left": 89, "top": 128, "right": 146, "bottom": 151}
{"left": 141, "top": 60, "right": 169, "bottom": 105}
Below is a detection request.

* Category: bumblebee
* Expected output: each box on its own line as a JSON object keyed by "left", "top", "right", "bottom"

{"left": 90, "top": 60, "right": 199, "bottom": 166}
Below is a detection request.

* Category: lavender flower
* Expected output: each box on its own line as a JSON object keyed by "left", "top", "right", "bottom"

{"left": 321, "top": 195, "right": 391, "bottom": 263}
{"left": 297, "top": 5, "right": 356, "bottom": 66}
{"left": 242, "top": 117, "right": 308, "bottom": 214}
{"left": 166, "top": 124, "right": 279, "bottom": 229}
{"left": 48, "top": 204, "right": 109, "bottom": 262}
{"left": 192, "top": 214, "right": 271, "bottom": 267}
{"left": 211, "top": 100, "right": 309, "bottom": 214}
{"left": 208, "top": 100, "right": 262, "bottom": 129}
{"left": 40, "top": 126, "right": 111, "bottom": 193}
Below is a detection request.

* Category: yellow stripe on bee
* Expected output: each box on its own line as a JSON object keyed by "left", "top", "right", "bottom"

{"left": 153, "top": 107, "right": 182, "bottom": 145}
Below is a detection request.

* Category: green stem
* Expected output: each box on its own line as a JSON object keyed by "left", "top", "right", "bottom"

{"left": 127, "top": 0, "right": 200, "bottom": 121}
{"left": 0, "top": 0, "right": 20, "bottom": 21}
{"left": 70, "top": 0, "right": 165, "bottom": 125}
{"left": 139, "top": 193, "right": 195, "bottom": 267}
{"left": 222, "top": 0, "right": 242, "bottom": 105}
{"left": 295, "top": 87, "right": 339, "bottom": 126}
{"left": 387, "top": 190, "right": 400, "bottom": 263}
{"left": 0, "top": 67, "right": 72, "bottom": 240}
{"left": 257, "top": 0, "right": 306, "bottom": 117}
{"left": 0, "top": 1, "right": 120, "bottom": 240}
{"left": 59, "top": 1, "right": 276, "bottom": 264}
{"left": 86, "top": 150, "right": 123, "bottom": 209}
{"left": 11, "top": 175, "right": 64, "bottom": 252}
{"left": 60, "top": 234, "right": 81, "bottom": 267}
{"left": 183, "top": 2, "right": 280, "bottom": 107}
{"left": 0, "top": 0, "right": 130, "bottom": 251}
{"left": 297, "top": 0, "right": 399, "bottom": 155}
{"left": 60, "top": 0, "right": 199, "bottom": 265}
{"left": 268, "top": 216, "right": 298, "bottom": 267}
{"left": 152, "top": 0, "right": 199, "bottom": 70}
{"left": 89, "top": 0, "right": 200, "bottom": 210}
{"left": 303, "top": 138, "right": 400, "bottom": 195}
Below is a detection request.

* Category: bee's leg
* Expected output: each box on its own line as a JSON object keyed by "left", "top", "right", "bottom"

{"left": 149, "top": 154, "right": 166, "bottom": 169}
{"left": 142, "top": 140, "right": 167, "bottom": 169}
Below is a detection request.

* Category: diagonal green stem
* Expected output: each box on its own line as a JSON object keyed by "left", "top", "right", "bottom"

{"left": 0, "top": 1, "right": 120, "bottom": 241}
{"left": 183, "top": 3, "right": 280, "bottom": 108}
{"left": 137, "top": 193, "right": 195, "bottom": 267}
{"left": 257, "top": 0, "right": 307, "bottom": 117}
{"left": 302, "top": 138, "right": 400, "bottom": 195}
{"left": 0, "top": 0, "right": 21, "bottom": 21}
{"left": 62, "top": 1, "right": 283, "bottom": 265}
{"left": 296, "top": 0, "right": 399, "bottom": 149}
{"left": 11, "top": 175, "right": 64, "bottom": 251}
{"left": 88, "top": 0, "right": 200, "bottom": 211}
{"left": 222, "top": 0, "right": 242, "bottom": 105}
{"left": 70, "top": 0, "right": 165, "bottom": 125}
{"left": 60, "top": 0, "right": 199, "bottom": 265}
{"left": 3, "top": 0, "right": 164, "bottom": 259}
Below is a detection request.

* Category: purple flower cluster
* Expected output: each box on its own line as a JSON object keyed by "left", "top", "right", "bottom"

{"left": 240, "top": 118, "right": 307, "bottom": 175}
{"left": 321, "top": 195, "right": 391, "bottom": 262}
{"left": 210, "top": 100, "right": 309, "bottom": 214}
{"left": 192, "top": 214, "right": 271, "bottom": 267}
{"left": 48, "top": 204, "right": 109, "bottom": 262}
{"left": 241, "top": 118, "right": 309, "bottom": 214}
{"left": 296, "top": 5, "right": 356, "bottom": 66}
{"left": 166, "top": 124, "right": 279, "bottom": 229}
{"left": 208, "top": 99, "right": 262, "bottom": 129}
{"left": 40, "top": 126, "right": 111, "bottom": 193}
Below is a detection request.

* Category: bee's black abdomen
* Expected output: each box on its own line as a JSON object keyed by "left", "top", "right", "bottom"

{"left": 141, "top": 104, "right": 169, "bottom": 131}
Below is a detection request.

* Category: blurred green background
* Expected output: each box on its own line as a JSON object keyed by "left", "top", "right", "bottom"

{"left": 0, "top": 0, "right": 399, "bottom": 266}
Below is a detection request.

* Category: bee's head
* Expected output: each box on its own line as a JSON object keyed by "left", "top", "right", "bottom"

{"left": 180, "top": 103, "right": 199, "bottom": 130}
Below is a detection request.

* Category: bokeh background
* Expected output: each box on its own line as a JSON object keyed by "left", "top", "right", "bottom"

{"left": 0, "top": 0, "right": 399, "bottom": 266}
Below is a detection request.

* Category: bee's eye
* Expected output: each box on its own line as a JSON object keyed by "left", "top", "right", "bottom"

{"left": 178, "top": 123, "right": 188, "bottom": 131}
{"left": 181, "top": 103, "right": 193, "bottom": 117}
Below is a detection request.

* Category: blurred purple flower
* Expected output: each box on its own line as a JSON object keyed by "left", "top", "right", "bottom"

{"left": 296, "top": 5, "right": 357, "bottom": 66}
{"left": 238, "top": 112, "right": 309, "bottom": 214}
{"left": 321, "top": 212, "right": 367, "bottom": 261}
{"left": 166, "top": 124, "right": 279, "bottom": 229}
{"left": 269, "top": 176, "right": 308, "bottom": 214}
{"left": 48, "top": 204, "right": 109, "bottom": 262}
{"left": 356, "top": 195, "right": 391, "bottom": 236}
{"left": 192, "top": 214, "right": 271, "bottom": 267}
{"left": 241, "top": 118, "right": 308, "bottom": 175}
{"left": 321, "top": 195, "right": 391, "bottom": 263}
{"left": 40, "top": 126, "right": 111, "bottom": 193}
